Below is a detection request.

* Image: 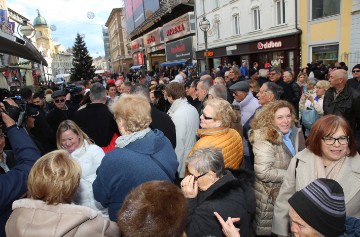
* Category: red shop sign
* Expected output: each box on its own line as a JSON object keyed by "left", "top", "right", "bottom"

{"left": 257, "top": 41, "right": 282, "bottom": 50}
{"left": 166, "top": 24, "right": 185, "bottom": 36}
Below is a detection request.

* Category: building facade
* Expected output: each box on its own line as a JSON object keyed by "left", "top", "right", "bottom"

{"left": 350, "top": 0, "right": 360, "bottom": 72}
{"left": 105, "top": 8, "right": 132, "bottom": 74}
{"left": 300, "top": 0, "right": 351, "bottom": 70}
{"left": 195, "top": 0, "right": 300, "bottom": 73}
{"left": 51, "top": 44, "right": 72, "bottom": 78}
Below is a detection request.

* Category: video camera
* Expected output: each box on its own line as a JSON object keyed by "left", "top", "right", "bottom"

{"left": 65, "top": 84, "right": 83, "bottom": 95}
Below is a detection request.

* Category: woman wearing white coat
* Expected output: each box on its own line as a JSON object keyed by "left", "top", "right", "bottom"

{"left": 57, "top": 120, "right": 107, "bottom": 216}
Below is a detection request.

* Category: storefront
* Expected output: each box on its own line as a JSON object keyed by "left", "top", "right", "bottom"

{"left": 310, "top": 44, "right": 339, "bottom": 66}
{"left": 130, "top": 37, "right": 146, "bottom": 71}
{"left": 195, "top": 34, "right": 300, "bottom": 75}
{"left": 143, "top": 27, "right": 166, "bottom": 72}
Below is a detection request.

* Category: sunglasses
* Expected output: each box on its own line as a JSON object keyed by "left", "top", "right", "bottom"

{"left": 54, "top": 98, "right": 65, "bottom": 103}
{"left": 352, "top": 70, "right": 360, "bottom": 73}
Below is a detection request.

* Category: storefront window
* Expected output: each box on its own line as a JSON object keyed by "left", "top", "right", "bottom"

{"left": 288, "top": 51, "right": 294, "bottom": 71}
{"left": 311, "top": 44, "right": 339, "bottom": 66}
{"left": 213, "top": 58, "right": 221, "bottom": 69}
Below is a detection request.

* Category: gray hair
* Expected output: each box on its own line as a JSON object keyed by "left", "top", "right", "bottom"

{"left": 264, "top": 82, "right": 284, "bottom": 100}
{"left": 209, "top": 84, "right": 228, "bottom": 100}
{"left": 90, "top": 82, "right": 106, "bottom": 102}
{"left": 199, "top": 78, "right": 213, "bottom": 90}
{"left": 186, "top": 148, "right": 224, "bottom": 177}
{"left": 259, "top": 69, "right": 267, "bottom": 77}
{"left": 307, "top": 77, "right": 318, "bottom": 85}
{"left": 130, "top": 84, "right": 151, "bottom": 103}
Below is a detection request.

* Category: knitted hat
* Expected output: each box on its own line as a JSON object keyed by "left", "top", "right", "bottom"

{"left": 352, "top": 64, "right": 360, "bottom": 71}
{"left": 288, "top": 179, "right": 346, "bottom": 237}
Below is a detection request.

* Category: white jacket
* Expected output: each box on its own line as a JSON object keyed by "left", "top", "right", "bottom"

{"left": 71, "top": 141, "right": 107, "bottom": 215}
{"left": 167, "top": 98, "right": 199, "bottom": 178}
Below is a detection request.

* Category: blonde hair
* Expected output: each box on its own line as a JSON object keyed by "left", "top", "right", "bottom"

{"left": 316, "top": 80, "right": 330, "bottom": 90}
{"left": 214, "top": 77, "right": 225, "bottom": 85}
{"left": 297, "top": 72, "right": 308, "bottom": 83}
{"left": 56, "top": 120, "right": 92, "bottom": 149}
{"left": 248, "top": 79, "right": 260, "bottom": 94}
{"left": 112, "top": 94, "right": 152, "bottom": 133}
{"left": 28, "top": 149, "right": 81, "bottom": 205}
{"left": 204, "top": 98, "right": 235, "bottom": 127}
{"left": 250, "top": 100, "right": 297, "bottom": 129}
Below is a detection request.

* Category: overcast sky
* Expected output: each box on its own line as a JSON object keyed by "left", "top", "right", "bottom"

{"left": 7, "top": 0, "right": 124, "bottom": 58}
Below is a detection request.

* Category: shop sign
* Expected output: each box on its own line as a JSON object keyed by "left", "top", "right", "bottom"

{"left": 150, "top": 44, "right": 165, "bottom": 53}
{"left": 131, "top": 37, "right": 143, "bottom": 51}
{"left": 203, "top": 51, "right": 214, "bottom": 57}
{"left": 132, "top": 51, "right": 144, "bottom": 65}
{"left": 163, "top": 13, "right": 193, "bottom": 42}
{"left": 257, "top": 41, "right": 282, "bottom": 50}
{"left": 165, "top": 36, "right": 193, "bottom": 61}
{"left": 143, "top": 28, "right": 162, "bottom": 47}
{"left": 226, "top": 45, "right": 237, "bottom": 51}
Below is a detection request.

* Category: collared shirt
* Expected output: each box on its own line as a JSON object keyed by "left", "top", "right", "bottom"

{"left": 282, "top": 129, "right": 296, "bottom": 157}
{"left": 0, "top": 152, "right": 9, "bottom": 173}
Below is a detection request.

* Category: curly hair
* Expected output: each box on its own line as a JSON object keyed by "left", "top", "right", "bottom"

{"left": 204, "top": 98, "right": 235, "bottom": 127}
{"left": 112, "top": 94, "right": 152, "bottom": 133}
{"left": 250, "top": 100, "right": 297, "bottom": 130}
{"left": 28, "top": 149, "right": 81, "bottom": 205}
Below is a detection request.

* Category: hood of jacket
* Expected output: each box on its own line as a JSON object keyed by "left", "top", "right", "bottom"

{"left": 248, "top": 125, "right": 282, "bottom": 146}
{"left": 125, "top": 129, "right": 169, "bottom": 156}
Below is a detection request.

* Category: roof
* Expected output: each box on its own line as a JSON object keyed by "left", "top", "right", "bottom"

{"left": 33, "top": 10, "right": 47, "bottom": 27}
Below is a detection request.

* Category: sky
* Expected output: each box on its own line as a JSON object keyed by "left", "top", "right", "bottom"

{"left": 7, "top": 0, "right": 124, "bottom": 58}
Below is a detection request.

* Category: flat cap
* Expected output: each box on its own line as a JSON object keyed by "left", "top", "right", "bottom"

{"left": 229, "top": 81, "right": 249, "bottom": 92}
{"left": 51, "top": 90, "right": 66, "bottom": 98}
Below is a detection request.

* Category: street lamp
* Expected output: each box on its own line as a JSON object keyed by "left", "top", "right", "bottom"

{"left": 17, "top": 20, "right": 35, "bottom": 38}
{"left": 199, "top": 17, "right": 210, "bottom": 71}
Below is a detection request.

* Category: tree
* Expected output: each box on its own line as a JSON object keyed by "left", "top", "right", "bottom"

{"left": 70, "top": 34, "right": 95, "bottom": 82}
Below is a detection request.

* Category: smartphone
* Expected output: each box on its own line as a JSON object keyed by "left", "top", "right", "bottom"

{"left": 303, "top": 84, "right": 308, "bottom": 94}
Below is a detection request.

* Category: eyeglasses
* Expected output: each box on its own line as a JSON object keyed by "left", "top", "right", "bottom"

{"left": 352, "top": 70, "right": 360, "bottom": 73}
{"left": 193, "top": 172, "right": 208, "bottom": 181}
{"left": 201, "top": 112, "right": 214, "bottom": 120}
{"left": 54, "top": 98, "right": 65, "bottom": 103}
{"left": 322, "top": 136, "right": 349, "bottom": 145}
{"left": 270, "top": 73, "right": 278, "bottom": 76}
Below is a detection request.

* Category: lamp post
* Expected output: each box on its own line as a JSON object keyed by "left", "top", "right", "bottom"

{"left": 17, "top": 20, "right": 35, "bottom": 39}
{"left": 199, "top": 17, "right": 210, "bottom": 72}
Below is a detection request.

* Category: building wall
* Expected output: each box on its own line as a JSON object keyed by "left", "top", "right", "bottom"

{"left": 350, "top": 0, "right": 360, "bottom": 72}
{"left": 300, "top": 0, "right": 352, "bottom": 68}
{"left": 196, "top": 0, "right": 297, "bottom": 51}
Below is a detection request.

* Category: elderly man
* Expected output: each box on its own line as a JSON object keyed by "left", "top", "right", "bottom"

{"left": 196, "top": 76, "right": 212, "bottom": 115}
{"left": 115, "top": 79, "right": 123, "bottom": 96}
{"left": 323, "top": 69, "right": 360, "bottom": 151}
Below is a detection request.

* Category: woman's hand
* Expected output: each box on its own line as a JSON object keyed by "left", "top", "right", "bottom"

{"left": 214, "top": 212, "right": 241, "bottom": 237}
{"left": 308, "top": 95, "right": 314, "bottom": 103}
{"left": 181, "top": 175, "right": 198, "bottom": 198}
{"left": 300, "top": 93, "right": 307, "bottom": 101}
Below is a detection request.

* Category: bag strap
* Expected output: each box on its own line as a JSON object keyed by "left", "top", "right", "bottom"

{"left": 295, "top": 159, "right": 300, "bottom": 178}
{"left": 149, "top": 155, "right": 173, "bottom": 181}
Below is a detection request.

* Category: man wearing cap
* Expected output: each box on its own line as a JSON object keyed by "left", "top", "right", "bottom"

{"left": 347, "top": 64, "right": 360, "bottom": 90}
{"left": 46, "top": 90, "right": 77, "bottom": 135}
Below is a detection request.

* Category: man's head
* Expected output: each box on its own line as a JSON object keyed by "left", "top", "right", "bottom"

{"left": 120, "top": 82, "right": 132, "bottom": 94}
{"left": 32, "top": 92, "right": 45, "bottom": 108}
{"left": 51, "top": 90, "right": 67, "bottom": 109}
{"left": 19, "top": 87, "right": 33, "bottom": 103}
{"left": 106, "top": 83, "right": 117, "bottom": 98}
{"left": 269, "top": 67, "right": 282, "bottom": 82}
{"left": 196, "top": 78, "right": 212, "bottom": 102}
{"left": 288, "top": 179, "right": 346, "bottom": 237}
{"left": 257, "top": 82, "right": 283, "bottom": 105}
{"left": 118, "top": 181, "right": 187, "bottom": 237}
{"left": 352, "top": 64, "right": 360, "bottom": 79}
{"left": 208, "top": 84, "right": 227, "bottom": 100}
{"left": 224, "top": 71, "right": 230, "bottom": 82}
{"left": 83, "top": 80, "right": 91, "bottom": 89}
{"left": 115, "top": 80, "right": 123, "bottom": 93}
{"left": 165, "top": 82, "right": 185, "bottom": 104}
{"left": 90, "top": 82, "right": 107, "bottom": 103}
{"left": 229, "top": 67, "right": 240, "bottom": 81}
{"left": 229, "top": 81, "right": 249, "bottom": 103}
{"left": 138, "top": 75, "right": 146, "bottom": 85}
{"left": 253, "top": 62, "right": 258, "bottom": 68}
{"left": 329, "top": 69, "right": 347, "bottom": 90}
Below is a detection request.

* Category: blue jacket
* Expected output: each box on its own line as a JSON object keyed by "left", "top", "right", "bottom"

{"left": 340, "top": 217, "right": 360, "bottom": 237}
{"left": 93, "top": 129, "right": 178, "bottom": 221}
{"left": 0, "top": 125, "right": 41, "bottom": 237}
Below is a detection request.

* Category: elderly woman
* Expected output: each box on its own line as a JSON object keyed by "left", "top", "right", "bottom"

{"left": 189, "top": 98, "right": 243, "bottom": 169}
{"left": 56, "top": 120, "right": 106, "bottom": 215}
{"left": 93, "top": 94, "right": 178, "bottom": 221}
{"left": 272, "top": 115, "right": 360, "bottom": 236}
{"left": 5, "top": 150, "right": 119, "bottom": 237}
{"left": 182, "top": 148, "right": 255, "bottom": 237}
{"left": 248, "top": 100, "right": 300, "bottom": 236}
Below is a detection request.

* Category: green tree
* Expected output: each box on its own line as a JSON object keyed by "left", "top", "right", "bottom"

{"left": 70, "top": 34, "right": 95, "bottom": 81}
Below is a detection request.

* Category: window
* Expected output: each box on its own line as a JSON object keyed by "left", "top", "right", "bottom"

{"left": 215, "top": 17, "right": 220, "bottom": 39}
{"left": 275, "top": 0, "right": 285, "bottom": 25}
{"left": 312, "top": 44, "right": 339, "bottom": 65}
{"left": 252, "top": 7, "right": 260, "bottom": 30}
{"left": 215, "top": 0, "right": 220, "bottom": 8}
{"left": 233, "top": 14, "right": 240, "bottom": 35}
{"left": 312, "top": 0, "right": 340, "bottom": 20}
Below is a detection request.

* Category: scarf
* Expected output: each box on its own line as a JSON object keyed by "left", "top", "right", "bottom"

{"left": 315, "top": 155, "right": 346, "bottom": 180}
{"left": 115, "top": 128, "right": 151, "bottom": 148}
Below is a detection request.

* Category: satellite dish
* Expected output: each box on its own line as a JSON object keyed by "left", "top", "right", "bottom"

{"left": 50, "top": 25, "right": 57, "bottom": 31}
{"left": 87, "top": 12, "right": 95, "bottom": 19}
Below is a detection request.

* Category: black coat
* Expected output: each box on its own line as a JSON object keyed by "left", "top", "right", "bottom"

{"left": 150, "top": 105, "right": 176, "bottom": 148}
{"left": 186, "top": 169, "right": 256, "bottom": 237}
{"left": 74, "top": 103, "right": 118, "bottom": 147}
{"left": 46, "top": 102, "right": 77, "bottom": 133}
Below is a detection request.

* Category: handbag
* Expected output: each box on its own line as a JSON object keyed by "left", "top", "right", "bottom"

{"left": 301, "top": 104, "right": 320, "bottom": 130}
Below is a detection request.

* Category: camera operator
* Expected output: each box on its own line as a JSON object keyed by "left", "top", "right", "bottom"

{"left": 46, "top": 90, "right": 77, "bottom": 137}
{"left": 153, "top": 84, "right": 171, "bottom": 113}
{"left": 0, "top": 99, "right": 41, "bottom": 237}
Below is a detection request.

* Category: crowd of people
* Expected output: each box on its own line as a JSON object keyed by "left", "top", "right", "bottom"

{"left": 1, "top": 60, "right": 360, "bottom": 237}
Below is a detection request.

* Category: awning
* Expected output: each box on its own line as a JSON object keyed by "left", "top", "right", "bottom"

{"left": 160, "top": 58, "right": 191, "bottom": 67}
{"left": 0, "top": 31, "right": 48, "bottom": 66}
{"left": 130, "top": 65, "right": 145, "bottom": 70}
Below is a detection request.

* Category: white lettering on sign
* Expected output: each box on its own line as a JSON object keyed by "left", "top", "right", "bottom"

{"left": 257, "top": 41, "right": 282, "bottom": 50}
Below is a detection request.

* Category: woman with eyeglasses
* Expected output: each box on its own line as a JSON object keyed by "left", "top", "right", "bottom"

{"left": 189, "top": 98, "right": 244, "bottom": 169}
{"left": 56, "top": 120, "right": 107, "bottom": 216}
{"left": 248, "top": 100, "right": 300, "bottom": 236}
{"left": 181, "top": 147, "right": 255, "bottom": 237}
{"left": 272, "top": 115, "right": 360, "bottom": 237}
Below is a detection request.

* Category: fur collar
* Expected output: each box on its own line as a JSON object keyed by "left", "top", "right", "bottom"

{"left": 248, "top": 126, "right": 282, "bottom": 145}
{"left": 12, "top": 199, "right": 98, "bottom": 219}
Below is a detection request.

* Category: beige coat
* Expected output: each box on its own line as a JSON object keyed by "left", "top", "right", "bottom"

{"left": 6, "top": 199, "right": 119, "bottom": 237}
{"left": 248, "top": 126, "right": 299, "bottom": 236}
{"left": 272, "top": 148, "right": 360, "bottom": 236}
